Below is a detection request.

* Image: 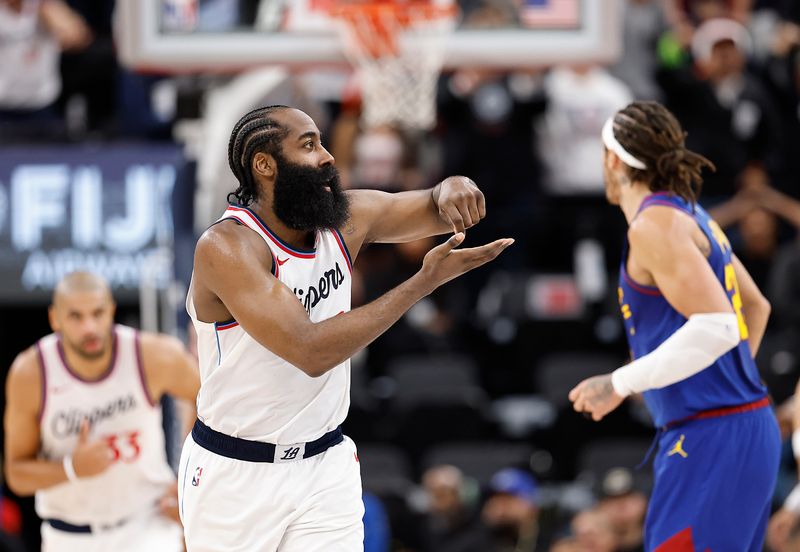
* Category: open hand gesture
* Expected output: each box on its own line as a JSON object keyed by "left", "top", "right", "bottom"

{"left": 419, "top": 232, "right": 513, "bottom": 292}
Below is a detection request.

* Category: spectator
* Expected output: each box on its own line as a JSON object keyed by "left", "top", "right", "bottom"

{"left": 707, "top": 171, "right": 780, "bottom": 287}
{"left": 709, "top": 182, "right": 800, "bottom": 293}
{"left": 333, "top": 122, "right": 423, "bottom": 193}
{"left": 59, "top": 0, "right": 121, "bottom": 138}
{"left": 768, "top": 480, "right": 800, "bottom": 551}
{"left": 349, "top": 127, "right": 422, "bottom": 192}
{"left": 571, "top": 509, "right": 619, "bottom": 552}
{"left": 549, "top": 536, "right": 580, "bottom": 552}
{"left": 759, "top": 19, "right": 800, "bottom": 198}
{"left": 420, "top": 465, "right": 490, "bottom": 552}
{"left": 595, "top": 468, "right": 647, "bottom": 552}
{"left": 611, "top": 0, "right": 668, "bottom": 101}
{"left": 767, "top": 378, "right": 800, "bottom": 552}
{"left": 482, "top": 468, "right": 542, "bottom": 552}
{"left": 657, "top": 17, "right": 781, "bottom": 199}
{"left": 784, "top": 519, "right": 800, "bottom": 552}
{"left": 538, "top": 65, "right": 633, "bottom": 197}
{"left": 437, "top": 2, "right": 546, "bottom": 270}
{"left": 535, "top": 63, "right": 633, "bottom": 274}
{"left": 664, "top": 0, "right": 752, "bottom": 27}
{"left": 0, "top": 0, "right": 90, "bottom": 140}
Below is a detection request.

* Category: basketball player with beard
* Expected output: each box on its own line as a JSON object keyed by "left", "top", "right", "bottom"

{"left": 569, "top": 101, "right": 779, "bottom": 551}
{"left": 4, "top": 271, "right": 200, "bottom": 551}
{"left": 178, "top": 105, "right": 513, "bottom": 551}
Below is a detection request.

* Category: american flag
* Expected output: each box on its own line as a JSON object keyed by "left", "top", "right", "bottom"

{"left": 162, "top": 0, "right": 198, "bottom": 32}
{"left": 519, "top": 0, "right": 581, "bottom": 29}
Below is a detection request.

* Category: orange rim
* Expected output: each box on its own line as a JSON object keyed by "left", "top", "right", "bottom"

{"left": 330, "top": 2, "right": 457, "bottom": 58}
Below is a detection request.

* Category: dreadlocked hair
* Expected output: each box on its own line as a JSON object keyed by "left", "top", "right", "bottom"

{"left": 227, "top": 105, "right": 291, "bottom": 206}
{"left": 612, "top": 101, "right": 715, "bottom": 204}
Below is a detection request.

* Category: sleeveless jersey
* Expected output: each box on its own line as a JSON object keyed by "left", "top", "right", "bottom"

{"left": 35, "top": 325, "right": 175, "bottom": 525}
{"left": 187, "top": 204, "right": 353, "bottom": 444}
{"left": 618, "top": 192, "right": 767, "bottom": 427}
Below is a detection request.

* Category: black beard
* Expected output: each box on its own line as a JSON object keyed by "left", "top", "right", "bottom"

{"left": 272, "top": 154, "right": 350, "bottom": 232}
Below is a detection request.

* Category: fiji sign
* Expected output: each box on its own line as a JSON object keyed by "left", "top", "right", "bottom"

{"left": 0, "top": 146, "right": 186, "bottom": 302}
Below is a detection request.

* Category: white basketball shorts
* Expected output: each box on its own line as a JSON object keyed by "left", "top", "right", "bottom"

{"left": 41, "top": 510, "right": 183, "bottom": 552}
{"left": 178, "top": 432, "right": 364, "bottom": 552}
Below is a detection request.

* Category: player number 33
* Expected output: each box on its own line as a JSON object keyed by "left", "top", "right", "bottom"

{"left": 103, "top": 431, "right": 142, "bottom": 463}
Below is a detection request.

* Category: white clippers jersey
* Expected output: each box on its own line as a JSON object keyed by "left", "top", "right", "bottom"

{"left": 187, "top": 205, "right": 353, "bottom": 444}
{"left": 35, "top": 325, "right": 175, "bottom": 525}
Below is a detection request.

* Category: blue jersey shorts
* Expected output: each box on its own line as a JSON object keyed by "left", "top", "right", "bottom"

{"left": 645, "top": 404, "right": 780, "bottom": 551}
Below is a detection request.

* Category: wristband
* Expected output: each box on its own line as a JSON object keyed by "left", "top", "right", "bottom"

{"left": 63, "top": 455, "right": 79, "bottom": 483}
{"left": 793, "top": 430, "right": 800, "bottom": 459}
{"left": 785, "top": 483, "right": 800, "bottom": 513}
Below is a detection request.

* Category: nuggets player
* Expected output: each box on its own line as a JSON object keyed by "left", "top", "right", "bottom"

{"left": 179, "top": 105, "right": 513, "bottom": 551}
{"left": 569, "top": 101, "right": 780, "bottom": 550}
{"left": 4, "top": 271, "right": 200, "bottom": 551}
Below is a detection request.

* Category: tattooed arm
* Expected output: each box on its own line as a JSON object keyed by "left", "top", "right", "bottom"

{"left": 568, "top": 374, "right": 624, "bottom": 422}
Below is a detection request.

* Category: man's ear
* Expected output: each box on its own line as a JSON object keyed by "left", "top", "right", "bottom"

{"left": 253, "top": 152, "right": 276, "bottom": 178}
{"left": 48, "top": 305, "right": 59, "bottom": 333}
{"left": 605, "top": 149, "right": 622, "bottom": 172}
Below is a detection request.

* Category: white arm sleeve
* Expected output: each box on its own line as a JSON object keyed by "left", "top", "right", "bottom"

{"left": 611, "top": 312, "right": 740, "bottom": 398}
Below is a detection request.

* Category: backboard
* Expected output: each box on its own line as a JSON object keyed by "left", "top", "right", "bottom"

{"left": 115, "top": 0, "right": 623, "bottom": 72}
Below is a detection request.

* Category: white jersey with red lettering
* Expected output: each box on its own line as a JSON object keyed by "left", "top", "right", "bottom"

{"left": 186, "top": 204, "right": 353, "bottom": 444}
{"left": 35, "top": 325, "right": 176, "bottom": 526}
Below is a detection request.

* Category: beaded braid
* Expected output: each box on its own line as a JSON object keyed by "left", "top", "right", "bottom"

{"left": 612, "top": 101, "right": 715, "bottom": 204}
{"left": 227, "top": 105, "right": 291, "bottom": 206}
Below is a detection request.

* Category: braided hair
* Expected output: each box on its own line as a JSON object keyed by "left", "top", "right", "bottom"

{"left": 227, "top": 105, "right": 291, "bottom": 206}
{"left": 611, "top": 101, "right": 715, "bottom": 204}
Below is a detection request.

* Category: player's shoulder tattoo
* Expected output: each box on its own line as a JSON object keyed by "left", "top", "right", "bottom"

{"left": 341, "top": 220, "right": 357, "bottom": 236}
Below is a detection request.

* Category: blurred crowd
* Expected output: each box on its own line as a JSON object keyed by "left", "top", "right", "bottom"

{"left": 3, "top": 0, "right": 800, "bottom": 550}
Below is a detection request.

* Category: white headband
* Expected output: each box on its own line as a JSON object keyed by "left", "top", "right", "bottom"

{"left": 602, "top": 117, "right": 647, "bottom": 170}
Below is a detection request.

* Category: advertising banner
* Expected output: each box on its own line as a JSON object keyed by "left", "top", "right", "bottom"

{"left": 0, "top": 145, "right": 191, "bottom": 304}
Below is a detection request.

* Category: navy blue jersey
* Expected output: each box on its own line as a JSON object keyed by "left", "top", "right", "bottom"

{"left": 617, "top": 192, "right": 766, "bottom": 427}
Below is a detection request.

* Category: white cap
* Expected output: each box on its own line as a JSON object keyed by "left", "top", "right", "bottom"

{"left": 691, "top": 18, "right": 752, "bottom": 62}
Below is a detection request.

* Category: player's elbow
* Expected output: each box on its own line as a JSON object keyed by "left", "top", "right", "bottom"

{"left": 4, "top": 464, "right": 33, "bottom": 496}
{"left": 288, "top": 329, "right": 343, "bottom": 378}
{"left": 306, "top": 366, "right": 329, "bottom": 378}
{"left": 6, "top": 481, "right": 33, "bottom": 497}
{"left": 755, "top": 294, "right": 771, "bottom": 318}
{"left": 744, "top": 291, "right": 771, "bottom": 322}
{"left": 294, "top": 361, "right": 330, "bottom": 378}
{"left": 294, "top": 353, "right": 340, "bottom": 378}
{"left": 287, "top": 347, "right": 333, "bottom": 378}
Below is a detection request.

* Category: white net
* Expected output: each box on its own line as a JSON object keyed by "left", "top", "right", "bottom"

{"left": 334, "top": 4, "right": 456, "bottom": 131}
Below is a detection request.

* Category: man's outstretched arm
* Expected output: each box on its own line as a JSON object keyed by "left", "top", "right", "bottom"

{"left": 343, "top": 176, "right": 486, "bottom": 251}
{"left": 194, "top": 224, "right": 512, "bottom": 378}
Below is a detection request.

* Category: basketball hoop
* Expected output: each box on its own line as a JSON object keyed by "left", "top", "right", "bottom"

{"left": 330, "top": 1, "right": 458, "bottom": 131}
